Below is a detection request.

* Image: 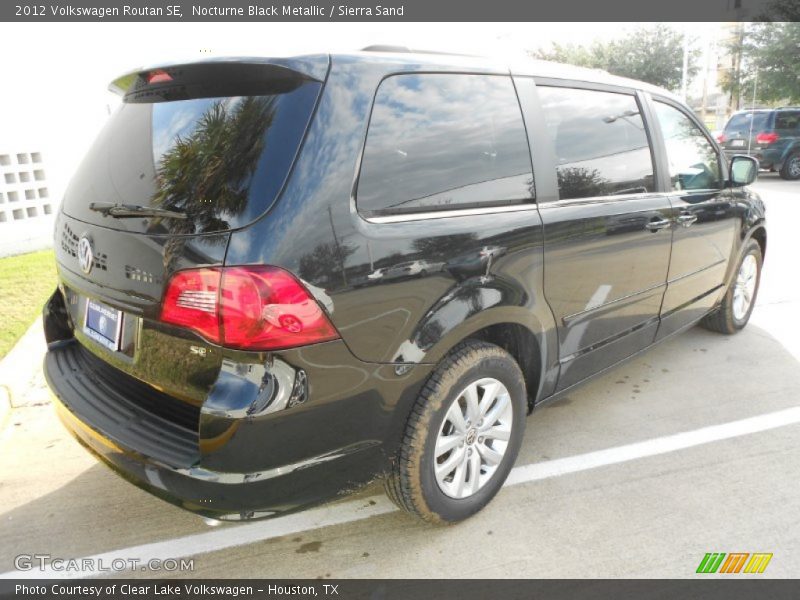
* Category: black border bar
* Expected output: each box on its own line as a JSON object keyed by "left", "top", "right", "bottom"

{"left": 2, "top": 579, "right": 800, "bottom": 600}
{"left": 0, "top": 0, "right": 788, "bottom": 22}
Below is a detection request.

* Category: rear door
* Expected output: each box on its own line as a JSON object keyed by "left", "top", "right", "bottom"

{"left": 719, "top": 111, "right": 770, "bottom": 159}
{"left": 531, "top": 82, "right": 673, "bottom": 390}
{"left": 54, "top": 61, "right": 324, "bottom": 402}
{"left": 773, "top": 110, "right": 800, "bottom": 167}
{"left": 649, "top": 98, "right": 739, "bottom": 338}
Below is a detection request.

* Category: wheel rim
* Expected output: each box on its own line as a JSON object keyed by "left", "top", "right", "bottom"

{"left": 433, "top": 377, "right": 513, "bottom": 499}
{"left": 733, "top": 253, "right": 758, "bottom": 321}
{"left": 789, "top": 156, "right": 800, "bottom": 178}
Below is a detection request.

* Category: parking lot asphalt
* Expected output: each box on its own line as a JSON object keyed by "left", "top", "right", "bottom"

{"left": 0, "top": 174, "right": 798, "bottom": 579}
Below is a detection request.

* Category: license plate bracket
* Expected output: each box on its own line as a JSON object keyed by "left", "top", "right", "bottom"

{"left": 84, "top": 298, "right": 123, "bottom": 351}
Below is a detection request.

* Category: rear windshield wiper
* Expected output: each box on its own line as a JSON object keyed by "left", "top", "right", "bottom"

{"left": 89, "top": 202, "right": 187, "bottom": 219}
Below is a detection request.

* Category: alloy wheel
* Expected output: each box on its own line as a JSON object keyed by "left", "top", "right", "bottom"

{"left": 733, "top": 253, "right": 758, "bottom": 321}
{"left": 433, "top": 377, "right": 513, "bottom": 499}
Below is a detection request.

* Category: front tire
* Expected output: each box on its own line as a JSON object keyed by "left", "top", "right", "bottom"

{"left": 701, "top": 239, "right": 762, "bottom": 334}
{"left": 384, "top": 340, "right": 526, "bottom": 523}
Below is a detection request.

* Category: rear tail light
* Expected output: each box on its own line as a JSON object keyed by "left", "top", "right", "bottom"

{"left": 716, "top": 133, "right": 727, "bottom": 143}
{"left": 161, "top": 269, "right": 221, "bottom": 343}
{"left": 756, "top": 132, "right": 779, "bottom": 145}
{"left": 161, "top": 266, "right": 339, "bottom": 351}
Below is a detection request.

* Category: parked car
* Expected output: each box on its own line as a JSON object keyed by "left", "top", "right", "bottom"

{"left": 384, "top": 260, "right": 428, "bottom": 279}
{"left": 43, "top": 50, "right": 766, "bottom": 524}
{"left": 717, "top": 107, "right": 800, "bottom": 179}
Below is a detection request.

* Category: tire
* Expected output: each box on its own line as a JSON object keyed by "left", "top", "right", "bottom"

{"left": 701, "top": 239, "right": 762, "bottom": 334}
{"left": 384, "top": 340, "right": 527, "bottom": 523}
{"left": 779, "top": 152, "right": 800, "bottom": 180}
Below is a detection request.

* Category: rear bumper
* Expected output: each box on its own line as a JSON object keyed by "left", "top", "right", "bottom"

{"left": 45, "top": 339, "right": 429, "bottom": 520}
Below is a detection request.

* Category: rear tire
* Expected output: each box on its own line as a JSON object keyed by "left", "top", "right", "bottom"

{"left": 701, "top": 239, "right": 762, "bottom": 334}
{"left": 384, "top": 340, "right": 526, "bottom": 523}
{"left": 779, "top": 152, "right": 800, "bottom": 180}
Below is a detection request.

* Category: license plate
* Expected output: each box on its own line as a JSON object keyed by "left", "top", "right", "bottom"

{"left": 84, "top": 299, "right": 123, "bottom": 351}
{"left": 731, "top": 139, "right": 745, "bottom": 147}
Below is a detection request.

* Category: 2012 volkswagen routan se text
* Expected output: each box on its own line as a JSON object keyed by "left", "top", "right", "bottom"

{"left": 43, "top": 49, "right": 766, "bottom": 523}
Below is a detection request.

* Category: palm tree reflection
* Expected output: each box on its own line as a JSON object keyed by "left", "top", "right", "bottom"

{"left": 151, "top": 96, "right": 277, "bottom": 235}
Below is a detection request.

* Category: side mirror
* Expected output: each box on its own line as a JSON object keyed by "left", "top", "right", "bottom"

{"left": 729, "top": 155, "right": 759, "bottom": 187}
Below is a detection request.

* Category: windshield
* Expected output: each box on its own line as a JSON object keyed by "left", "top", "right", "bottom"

{"left": 62, "top": 78, "right": 321, "bottom": 235}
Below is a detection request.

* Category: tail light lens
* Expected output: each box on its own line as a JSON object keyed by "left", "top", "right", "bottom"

{"left": 161, "top": 268, "right": 222, "bottom": 343}
{"left": 717, "top": 132, "right": 727, "bottom": 143}
{"left": 146, "top": 69, "right": 173, "bottom": 84}
{"left": 756, "top": 132, "right": 779, "bottom": 145}
{"left": 161, "top": 266, "right": 339, "bottom": 351}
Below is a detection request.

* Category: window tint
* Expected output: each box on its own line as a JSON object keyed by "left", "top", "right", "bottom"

{"left": 537, "top": 86, "right": 654, "bottom": 200}
{"left": 775, "top": 111, "right": 800, "bottom": 130}
{"left": 357, "top": 74, "right": 533, "bottom": 217}
{"left": 654, "top": 102, "right": 722, "bottom": 192}
{"left": 725, "top": 111, "right": 769, "bottom": 134}
{"left": 63, "top": 79, "right": 321, "bottom": 234}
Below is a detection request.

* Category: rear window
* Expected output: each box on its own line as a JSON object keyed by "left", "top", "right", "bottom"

{"left": 725, "top": 112, "right": 770, "bottom": 134}
{"left": 63, "top": 66, "right": 321, "bottom": 235}
{"left": 357, "top": 73, "right": 533, "bottom": 217}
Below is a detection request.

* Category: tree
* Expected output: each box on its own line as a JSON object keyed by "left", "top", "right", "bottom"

{"left": 760, "top": 0, "right": 800, "bottom": 21}
{"left": 721, "top": 23, "right": 800, "bottom": 107}
{"left": 531, "top": 25, "right": 699, "bottom": 92}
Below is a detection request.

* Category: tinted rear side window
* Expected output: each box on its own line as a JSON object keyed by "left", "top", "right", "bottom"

{"left": 63, "top": 72, "right": 321, "bottom": 235}
{"left": 775, "top": 111, "right": 800, "bottom": 130}
{"left": 725, "top": 112, "right": 770, "bottom": 134}
{"left": 357, "top": 74, "right": 533, "bottom": 217}
{"left": 537, "top": 86, "right": 655, "bottom": 200}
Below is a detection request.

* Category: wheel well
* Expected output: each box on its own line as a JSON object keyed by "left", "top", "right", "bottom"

{"left": 468, "top": 323, "right": 541, "bottom": 412}
{"left": 751, "top": 227, "right": 767, "bottom": 259}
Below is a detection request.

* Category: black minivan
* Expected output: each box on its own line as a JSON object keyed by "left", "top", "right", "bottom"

{"left": 44, "top": 50, "right": 766, "bottom": 524}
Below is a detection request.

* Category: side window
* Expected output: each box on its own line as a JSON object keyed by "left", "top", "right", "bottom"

{"left": 537, "top": 86, "right": 655, "bottom": 200}
{"left": 357, "top": 74, "right": 533, "bottom": 217}
{"left": 775, "top": 111, "right": 800, "bottom": 131}
{"left": 654, "top": 101, "right": 722, "bottom": 192}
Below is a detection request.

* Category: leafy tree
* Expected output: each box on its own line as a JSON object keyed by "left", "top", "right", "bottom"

{"left": 531, "top": 25, "right": 699, "bottom": 92}
{"left": 759, "top": 0, "right": 800, "bottom": 20}
{"left": 723, "top": 23, "right": 800, "bottom": 106}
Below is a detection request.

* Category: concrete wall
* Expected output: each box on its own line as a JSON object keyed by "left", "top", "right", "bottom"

{"left": 0, "top": 151, "right": 55, "bottom": 258}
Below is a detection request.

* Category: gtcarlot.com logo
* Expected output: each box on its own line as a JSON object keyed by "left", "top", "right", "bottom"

{"left": 14, "top": 554, "right": 194, "bottom": 574}
{"left": 696, "top": 552, "right": 773, "bottom": 574}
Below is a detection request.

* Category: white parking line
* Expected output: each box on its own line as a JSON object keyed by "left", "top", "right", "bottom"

{"left": 4, "top": 405, "right": 800, "bottom": 580}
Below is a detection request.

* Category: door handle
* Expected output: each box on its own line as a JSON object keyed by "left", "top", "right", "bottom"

{"left": 645, "top": 218, "right": 672, "bottom": 232}
{"left": 676, "top": 213, "right": 698, "bottom": 227}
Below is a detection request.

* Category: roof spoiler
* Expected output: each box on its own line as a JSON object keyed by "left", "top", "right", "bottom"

{"left": 109, "top": 55, "right": 330, "bottom": 97}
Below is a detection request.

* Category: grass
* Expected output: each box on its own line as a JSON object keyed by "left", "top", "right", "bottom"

{"left": 0, "top": 249, "right": 57, "bottom": 359}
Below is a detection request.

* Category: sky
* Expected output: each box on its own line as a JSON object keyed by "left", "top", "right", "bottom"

{"left": 0, "top": 22, "right": 716, "bottom": 201}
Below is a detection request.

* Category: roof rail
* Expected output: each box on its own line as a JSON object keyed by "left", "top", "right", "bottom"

{"left": 361, "top": 45, "right": 411, "bottom": 53}
{"left": 360, "top": 45, "right": 480, "bottom": 58}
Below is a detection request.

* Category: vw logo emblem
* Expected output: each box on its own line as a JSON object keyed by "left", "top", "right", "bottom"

{"left": 78, "top": 236, "right": 94, "bottom": 275}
